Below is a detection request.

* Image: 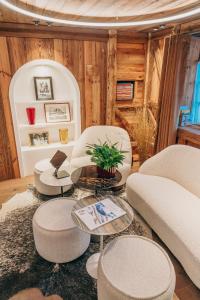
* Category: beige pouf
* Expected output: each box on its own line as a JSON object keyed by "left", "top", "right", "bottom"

{"left": 33, "top": 198, "right": 90, "bottom": 263}
{"left": 98, "top": 235, "right": 176, "bottom": 300}
{"left": 34, "top": 159, "right": 72, "bottom": 196}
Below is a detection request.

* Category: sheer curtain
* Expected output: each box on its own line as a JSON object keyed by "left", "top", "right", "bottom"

{"left": 191, "top": 62, "right": 200, "bottom": 124}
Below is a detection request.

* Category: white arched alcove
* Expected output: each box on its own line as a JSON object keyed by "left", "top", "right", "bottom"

{"left": 9, "top": 59, "right": 81, "bottom": 176}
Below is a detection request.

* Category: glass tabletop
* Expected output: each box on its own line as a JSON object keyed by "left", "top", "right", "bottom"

{"left": 71, "top": 165, "right": 122, "bottom": 191}
{"left": 71, "top": 194, "right": 134, "bottom": 236}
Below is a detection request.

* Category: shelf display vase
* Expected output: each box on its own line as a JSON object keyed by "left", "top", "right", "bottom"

{"left": 59, "top": 128, "right": 69, "bottom": 144}
{"left": 26, "top": 107, "right": 35, "bottom": 125}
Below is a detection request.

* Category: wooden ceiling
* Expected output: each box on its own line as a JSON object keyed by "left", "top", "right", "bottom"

{"left": 0, "top": 0, "right": 200, "bottom": 30}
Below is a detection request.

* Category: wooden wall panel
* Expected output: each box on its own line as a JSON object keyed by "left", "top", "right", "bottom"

{"left": 146, "top": 37, "right": 165, "bottom": 120}
{"left": 116, "top": 41, "right": 146, "bottom": 108}
{"left": 0, "top": 29, "right": 147, "bottom": 180}
{"left": 117, "top": 42, "right": 145, "bottom": 81}
{"left": 0, "top": 35, "right": 108, "bottom": 180}
{"left": 0, "top": 37, "right": 20, "bottom": 179}
{"left": 106, "top": 30, "right": 117, "bottom": 125}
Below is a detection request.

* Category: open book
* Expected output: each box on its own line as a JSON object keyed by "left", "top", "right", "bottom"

{"left": 74, "top": 198, "right": 126, "bottom": 230}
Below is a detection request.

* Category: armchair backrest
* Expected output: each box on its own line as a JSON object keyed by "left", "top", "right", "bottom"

{"left": 71, "top": 125, "right": 132, "bottom": 165}
{"left": 139, "top": 144, "right": 200, "bottom": 198}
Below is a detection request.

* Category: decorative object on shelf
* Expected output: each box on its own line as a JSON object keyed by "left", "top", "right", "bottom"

{"left": 26, "top": 107, "right": 36, "bottom": 125}
{"left": 179, "top": 105, "right": 191, "bottom": 127}
{"left": 86, "top": 141, "right": 126, "bottom": 179}
{"left": 116, "top": 81, "right": 134, "bottom": 101}
{"left": 132, "top": 108, "right": 155, "bottom": 164}
{"left": 59, "top": 128, "right": 69, "bottom": 144}
{"left": 50, "top": 150, "right": 69, "bottom": 178}
{"left": 34, "top": 76, "right": 54, "bottom": 100}
{"left": 45, "top": 103, "right": 71, "bottom": 123}
{"left": 29, "top": 132, "right": 49, "bottom": 146}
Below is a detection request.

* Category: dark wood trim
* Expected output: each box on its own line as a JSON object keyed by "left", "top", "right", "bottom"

{"left": 150, "top": 28, "right": 174, "bottom": 39}
{"left": 177, "top": 126, "right": 200, "bottom": 148}
{"left": 117, "top": 30, "right": 148, "bottom": 43}
{"left": 0, "top": 22, "right": 109, "bottom": 41}
{"left": 106, "top": 30, "right": 117, "bottom": 125}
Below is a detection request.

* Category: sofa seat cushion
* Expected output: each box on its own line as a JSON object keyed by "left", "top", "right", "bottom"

{"left": 126, "top": 173, "right": 200, "bottom": 288}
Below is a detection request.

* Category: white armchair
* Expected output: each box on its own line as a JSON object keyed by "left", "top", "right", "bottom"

{"left": 70, "top": 125, "right": 132, "bottom": 186}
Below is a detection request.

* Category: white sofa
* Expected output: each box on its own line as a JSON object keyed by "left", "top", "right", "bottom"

{"left": 126, "top": 144, "right": 200, "bottom": 288}
{"left": 70, "top": 125, "right": 132, "bottom": 187}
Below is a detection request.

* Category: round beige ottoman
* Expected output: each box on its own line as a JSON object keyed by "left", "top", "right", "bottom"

{"left": 32, "top": 198, "right": 90, "bottom": 263}
{"left": 34, "top": 158, "right": 72, "bottom": 196}
{"left": 98, "top": 235, "right": 176, "bottom": 300}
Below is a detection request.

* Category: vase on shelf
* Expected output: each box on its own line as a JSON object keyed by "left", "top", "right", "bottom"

{"left": 26, "top": 107, "right": 35, "bottom": 125}
{"left": 59, "top": 128, "right": 68, "bottom": 144}
{"left": 97, "top": 166, "right": 116, "bottom": 179}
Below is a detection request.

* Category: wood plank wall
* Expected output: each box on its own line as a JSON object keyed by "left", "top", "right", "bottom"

{"left": 0, "top": 29, "right": 147, "bottom": 180}
{"left": 0, "top": 35, "right": 107, "bottom": 180}
{"left": 116, "top": 41, "right": 146, "bottom": 107}
{"left": 145, "top": 36, "right": 165, "bottom": 120}
{"left": 113, "top": 38, "right": 147, "bottom": 135}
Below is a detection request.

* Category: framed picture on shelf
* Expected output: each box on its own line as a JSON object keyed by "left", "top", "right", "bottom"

{"left": 29, "top": 132, "right": 49, "bottom": 146}
{"left": 34, "top": 76, "right": 54, "bottom": 100}
{"left": 44, "top": 103, "right": 71, "bottom": 123}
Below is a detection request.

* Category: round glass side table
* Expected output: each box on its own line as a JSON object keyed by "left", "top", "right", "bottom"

{"left": 71, "top": 194, "right": 134, "bottom": 279}
{"left": 71, "top": 165, "right": 122, "bottom": 195}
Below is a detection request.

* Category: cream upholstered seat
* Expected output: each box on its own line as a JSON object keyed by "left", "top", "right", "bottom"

{"left": 70, "top": 125, "right": 132, "bottom": 186}
{"left": 32, "top": 198, "right": 90, "bottom": 263}
{"left": 98, "top": 235, "right": 175, "bottom": 300}
{"left": 126, "top": 144, "right": 200, "bottom": 288}
{"left": 34, "top": 158, "right": 72, "bottom": 196}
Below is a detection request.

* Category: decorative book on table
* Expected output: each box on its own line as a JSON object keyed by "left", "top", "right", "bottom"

{"left": 74, "top": 198, "right": 126, "bottom": 230}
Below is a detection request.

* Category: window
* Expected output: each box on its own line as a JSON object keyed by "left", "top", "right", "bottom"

{"left": 191, "top": 62, "right": 200, "bottom": 124}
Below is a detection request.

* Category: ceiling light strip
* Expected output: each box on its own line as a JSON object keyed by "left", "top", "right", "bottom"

{"left": 1, "top": 0, "right": 200, "bottom": 27}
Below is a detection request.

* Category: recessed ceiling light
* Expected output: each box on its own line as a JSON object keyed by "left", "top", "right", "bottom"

{"left": 33, "top": 20, "right": 39, "bottom": 26}
{"left": 1, "top": 0, "right": 200, "bottom": 28}
{"left": 159, "top": 25, "right": 166, "bottom": 29}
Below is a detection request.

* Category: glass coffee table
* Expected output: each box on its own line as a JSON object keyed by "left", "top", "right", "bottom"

{"left": 71, "top": 194, "right": 134, "bottom": 279}
{"left": 71, "top": 165, "right": 122, "bottom": 195}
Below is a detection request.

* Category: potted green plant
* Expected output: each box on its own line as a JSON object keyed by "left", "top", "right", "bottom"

{"left": 86, "top": 140, "right": 126, "bottom": 178}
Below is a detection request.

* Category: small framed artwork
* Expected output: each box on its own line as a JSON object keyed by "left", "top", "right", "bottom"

{"left": 34, "top": 77, "right": 54, "bottom": 100}
{"left": 29, "top": 132, "right": 49, "bottom": 146}
{"left": 44, "top": 103, "right": 71, "bottom": 123}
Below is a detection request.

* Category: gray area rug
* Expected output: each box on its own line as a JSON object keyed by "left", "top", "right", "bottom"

{"left": 0, "top": 188, "right": 152, "bottom": 300}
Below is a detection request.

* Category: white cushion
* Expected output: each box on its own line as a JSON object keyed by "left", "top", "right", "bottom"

{"left": 98, "top": 235, "right": 175, "bottom": 300}
{"left": 140, "top": 145, "right": 200, "bottom": 198}
{"left": 34, "top": 158, "right": 71, "bottom": 196}
{"left": 70, "top": 156, "right": 95, "bottom": 172}
{"left": 126, "top": 173, "right": 200, "bottom": 288}
{"left": 35, "top": 158, "right": 69, "bottom": 173}
{"left": 33, "top": 198, "right": 76, "bottom": 231}
{"left": 33, "top": 198, "right": 90, "bottom": 263}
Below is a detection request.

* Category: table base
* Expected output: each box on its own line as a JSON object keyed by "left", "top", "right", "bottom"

{"left": 86, "top": 252, "right": 101, "bottom": 279}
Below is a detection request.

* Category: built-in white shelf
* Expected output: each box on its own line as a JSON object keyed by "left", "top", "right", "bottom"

{"left": 9, "top": 59, "right": 81, "bottom": 176}
{"left": 19, "top": 121, "right": 75, "bottom": 129}
{"left": 16, "top": 100, "right": 69, "bottom": 104}
{"left": 21, "top": 141, "right": 75, "bottom": 152}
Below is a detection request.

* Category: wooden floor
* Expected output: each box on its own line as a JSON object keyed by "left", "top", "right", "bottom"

{"left": 0, "top": 176, "right": 200, "bottom": 299}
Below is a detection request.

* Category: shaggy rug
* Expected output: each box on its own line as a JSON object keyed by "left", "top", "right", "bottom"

{"left": 0, "top": 188, "right": 177, "bottom": 300}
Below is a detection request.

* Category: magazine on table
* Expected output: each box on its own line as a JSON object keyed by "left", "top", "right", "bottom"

{"left": 74, "top": 198, "right": 126, "bottom": 230}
